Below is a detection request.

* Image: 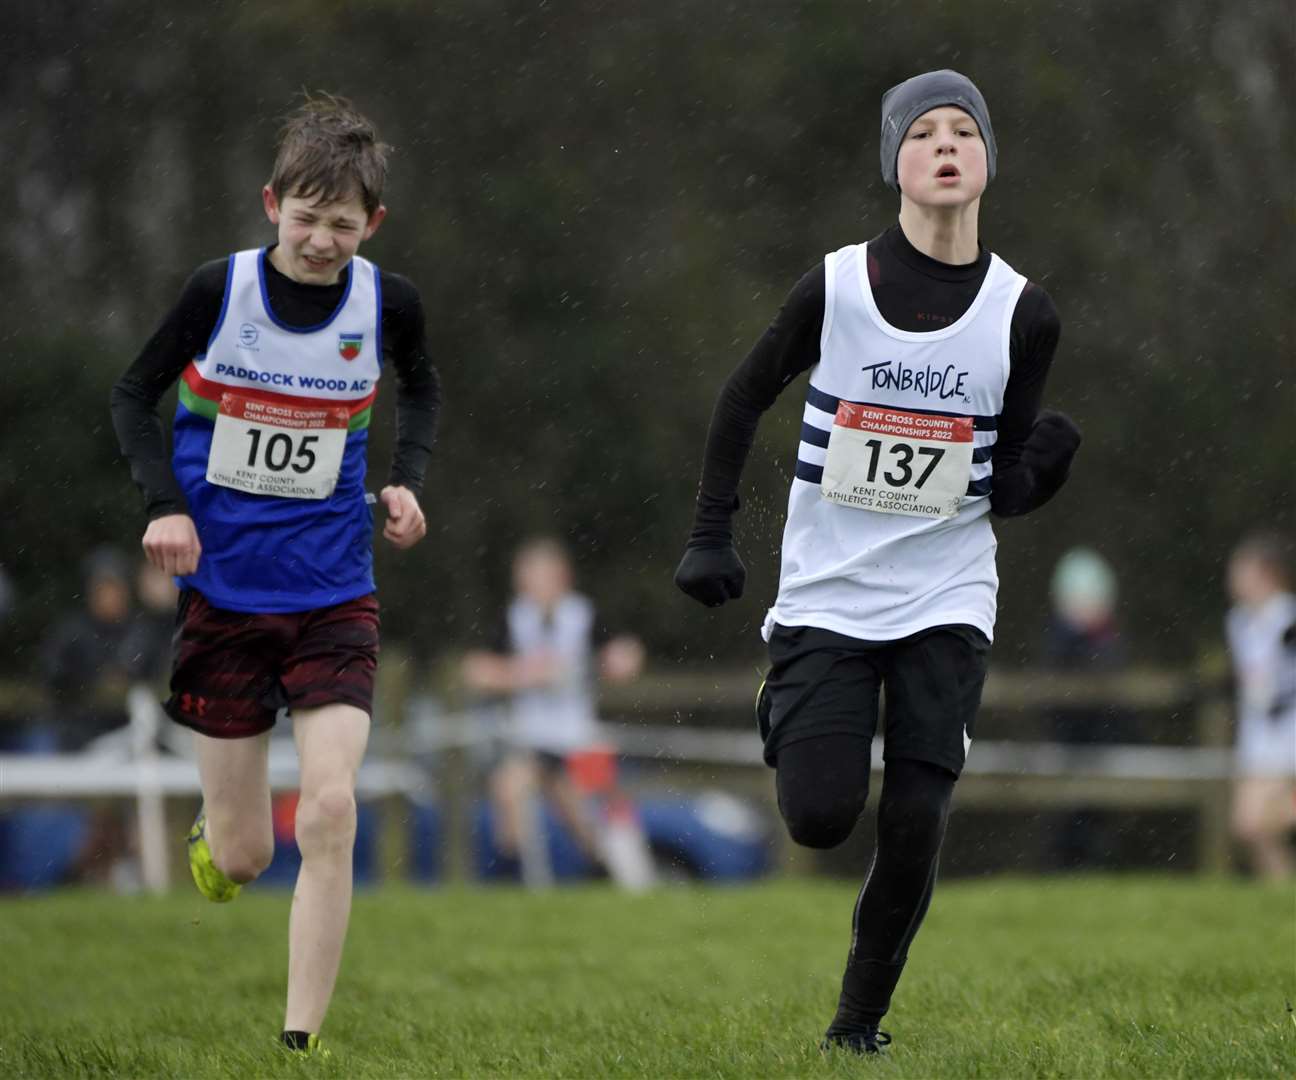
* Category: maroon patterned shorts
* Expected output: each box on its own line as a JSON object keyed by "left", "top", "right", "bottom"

{"left": 165, "top": 590, "right": 380, "bottom": 739}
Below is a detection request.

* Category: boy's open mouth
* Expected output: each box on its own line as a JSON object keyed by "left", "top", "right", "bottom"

{"left": 936, "top": 165, "right": 960, "bottom": 179}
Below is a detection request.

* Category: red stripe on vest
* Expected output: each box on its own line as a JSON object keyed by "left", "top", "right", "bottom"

{"left": 183, "top": 363, "right": 377, "bottom": 415}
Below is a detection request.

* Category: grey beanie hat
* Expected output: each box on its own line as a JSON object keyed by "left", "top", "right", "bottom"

{"left": 880, "top": 69, "right": 996, "bottom": 192}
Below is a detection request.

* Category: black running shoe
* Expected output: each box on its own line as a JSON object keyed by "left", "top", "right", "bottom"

{"left": 821, "top": 1027, "right": 892, "bottom": 1055}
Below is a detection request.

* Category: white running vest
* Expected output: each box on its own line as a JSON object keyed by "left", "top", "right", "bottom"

{"left": 764, "top": 241, "right": 1028, "bottom": 643}
{"left": 190, "top": 248, "right": 382, "bottom": 414}
{"left": 508, "top": 593, "right": 600, "bottom": 754}
{"left": 1226, "top": 593, "right": 1296, "bottom": 777}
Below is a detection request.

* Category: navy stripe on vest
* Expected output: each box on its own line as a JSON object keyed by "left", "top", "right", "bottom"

{"left": 795, "top": 460, "right": 825, "bottom": 484}
{"left": 805, "top": 384, "right": 999, "bottom": 432}
{"left": 800, "top": 422, "right": 831, "bottom": 449}
{"left": 795, "top": 459, "right": 993, "bottom": 498}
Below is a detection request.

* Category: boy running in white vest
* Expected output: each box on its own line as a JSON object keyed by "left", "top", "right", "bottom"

{"left": 1224, "top": 532, "right": 1296, "bottom": 879}
{"left": 675, "top": 70, "right": 1081, "bottom": 1053}
{"left": 110, "top": 94, "right": 439, "bottom": 1054}
{"left": 462, "top": 538, "right": 648, "bottom": 886}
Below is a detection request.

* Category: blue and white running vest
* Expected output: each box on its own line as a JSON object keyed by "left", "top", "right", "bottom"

{"left": 763, "top": 241, "right": 1028, "bottom": 643}
{"left": 171, "top": 248, "right": 383, "bottom": 613}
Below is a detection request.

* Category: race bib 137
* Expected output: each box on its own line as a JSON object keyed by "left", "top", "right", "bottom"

{"left": 820, "top": 402, "right": 974, "bottom": 518}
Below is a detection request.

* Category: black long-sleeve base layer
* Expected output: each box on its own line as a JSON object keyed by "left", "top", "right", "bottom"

{"left": 689, "top": 224, "right": 1063, "bottom": 543}
{"left": 110, "top": 249, "right": 441, "bottom": 521}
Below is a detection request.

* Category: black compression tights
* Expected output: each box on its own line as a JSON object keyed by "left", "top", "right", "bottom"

{"left": 775, "top": 735, "right": 956, "bottom": 1029}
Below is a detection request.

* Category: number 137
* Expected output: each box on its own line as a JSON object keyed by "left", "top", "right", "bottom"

{"left": 862, "top": 439, "right": 944, "bottom": 488}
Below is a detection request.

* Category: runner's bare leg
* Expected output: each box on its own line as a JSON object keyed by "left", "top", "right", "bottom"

{"left": 193, "top": 730, "right": 274, "bottom": 882}
{"left": 1233, "top": 777, "right": 1296, "bottom": 879}
{"left": 543, "top": 770, "right": 603, "bottom": 863}
{"left": 284, "top": 703, "right": 370, "bottom": 1033}
{"left": 489, "top": 754, "right": 536, "bottom": 857}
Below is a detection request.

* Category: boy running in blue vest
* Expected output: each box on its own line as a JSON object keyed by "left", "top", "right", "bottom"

{"left": 675, "top": 71, "right": 1081, "bottom": 1053}
{"left": 110, "top": 94, "right": 439, "bottom": 1054}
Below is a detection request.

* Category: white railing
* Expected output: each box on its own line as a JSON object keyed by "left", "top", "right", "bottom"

{"left": 0, "top": 684, "right": 428, "bottom": 894}
{"left": 0, "top": 671, "right": 1240, "bottom": 886}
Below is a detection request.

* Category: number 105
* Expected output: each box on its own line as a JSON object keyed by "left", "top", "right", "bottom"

{"left": 245, "top": 428, "right": 318, "bottom": 474}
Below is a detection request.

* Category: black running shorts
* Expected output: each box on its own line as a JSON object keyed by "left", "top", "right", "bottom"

{"left": 758, "top": 622, "right": 990, "bottom": 775}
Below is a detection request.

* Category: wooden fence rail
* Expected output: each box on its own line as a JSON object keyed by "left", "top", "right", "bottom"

{"left": 0, "top": 664, "right": 1239, "bottom": 885}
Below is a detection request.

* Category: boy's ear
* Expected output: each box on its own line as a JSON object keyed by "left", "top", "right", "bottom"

{"left": 262, "top": 185, "right": 281, "bottom": 225}
{"left": 363, "top": 205, "right": 387, "bottom": 241}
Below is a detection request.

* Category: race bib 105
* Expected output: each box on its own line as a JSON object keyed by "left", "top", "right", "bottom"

{"left": 821, "top": 402, "right": 974, "bottom": 519}
{"left": 206, "top": 393, "right": 348, "bottom": 500}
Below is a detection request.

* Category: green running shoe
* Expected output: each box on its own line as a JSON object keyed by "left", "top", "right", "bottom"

{"left": 186, "top": 808, "right": 241, "bottom": 903}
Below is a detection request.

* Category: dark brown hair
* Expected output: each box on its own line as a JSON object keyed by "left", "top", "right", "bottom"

{"left": 268, "top": 92, "right": 390, "bottom": 215}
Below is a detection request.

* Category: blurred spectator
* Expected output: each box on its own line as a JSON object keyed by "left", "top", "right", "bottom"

{"left": 1225, "top": 532, "right": 1296, "bottom": 879}
{"left": 40, "top": 547, "right": 136, "bottom": 751}
{"left": 1043, "top": 547, "right": 1130, "bottom": 869}
{"left": 461, "top": 537, "right": 650, "bottom": 887}
{"left": 122, "top": 559, "right": 179, "bottom": 686}
{"left": 1046, "top": 547, "right": 1124, "bottom": 674}
{"left": 37, "top": 547, "right": 140, "bottom": 886}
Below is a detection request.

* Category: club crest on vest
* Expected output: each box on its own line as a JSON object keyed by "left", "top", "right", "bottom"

{"left": 338, "top": 332, "right": 363, "bottom": 360}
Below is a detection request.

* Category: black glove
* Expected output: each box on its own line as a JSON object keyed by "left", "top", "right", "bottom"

{"left": 990, "top": 409, "right": 1081, "bottom": 518}
{"left": 674, "top": 544, "right": 747, "bottom": 607}
{"left": 1022, "top": 409, "right": 1082, "bottom": 481}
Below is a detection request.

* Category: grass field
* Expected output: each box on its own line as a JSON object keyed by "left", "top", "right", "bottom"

{"left": 0, "top": 875, "right": 1292, "bottom": 1078}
